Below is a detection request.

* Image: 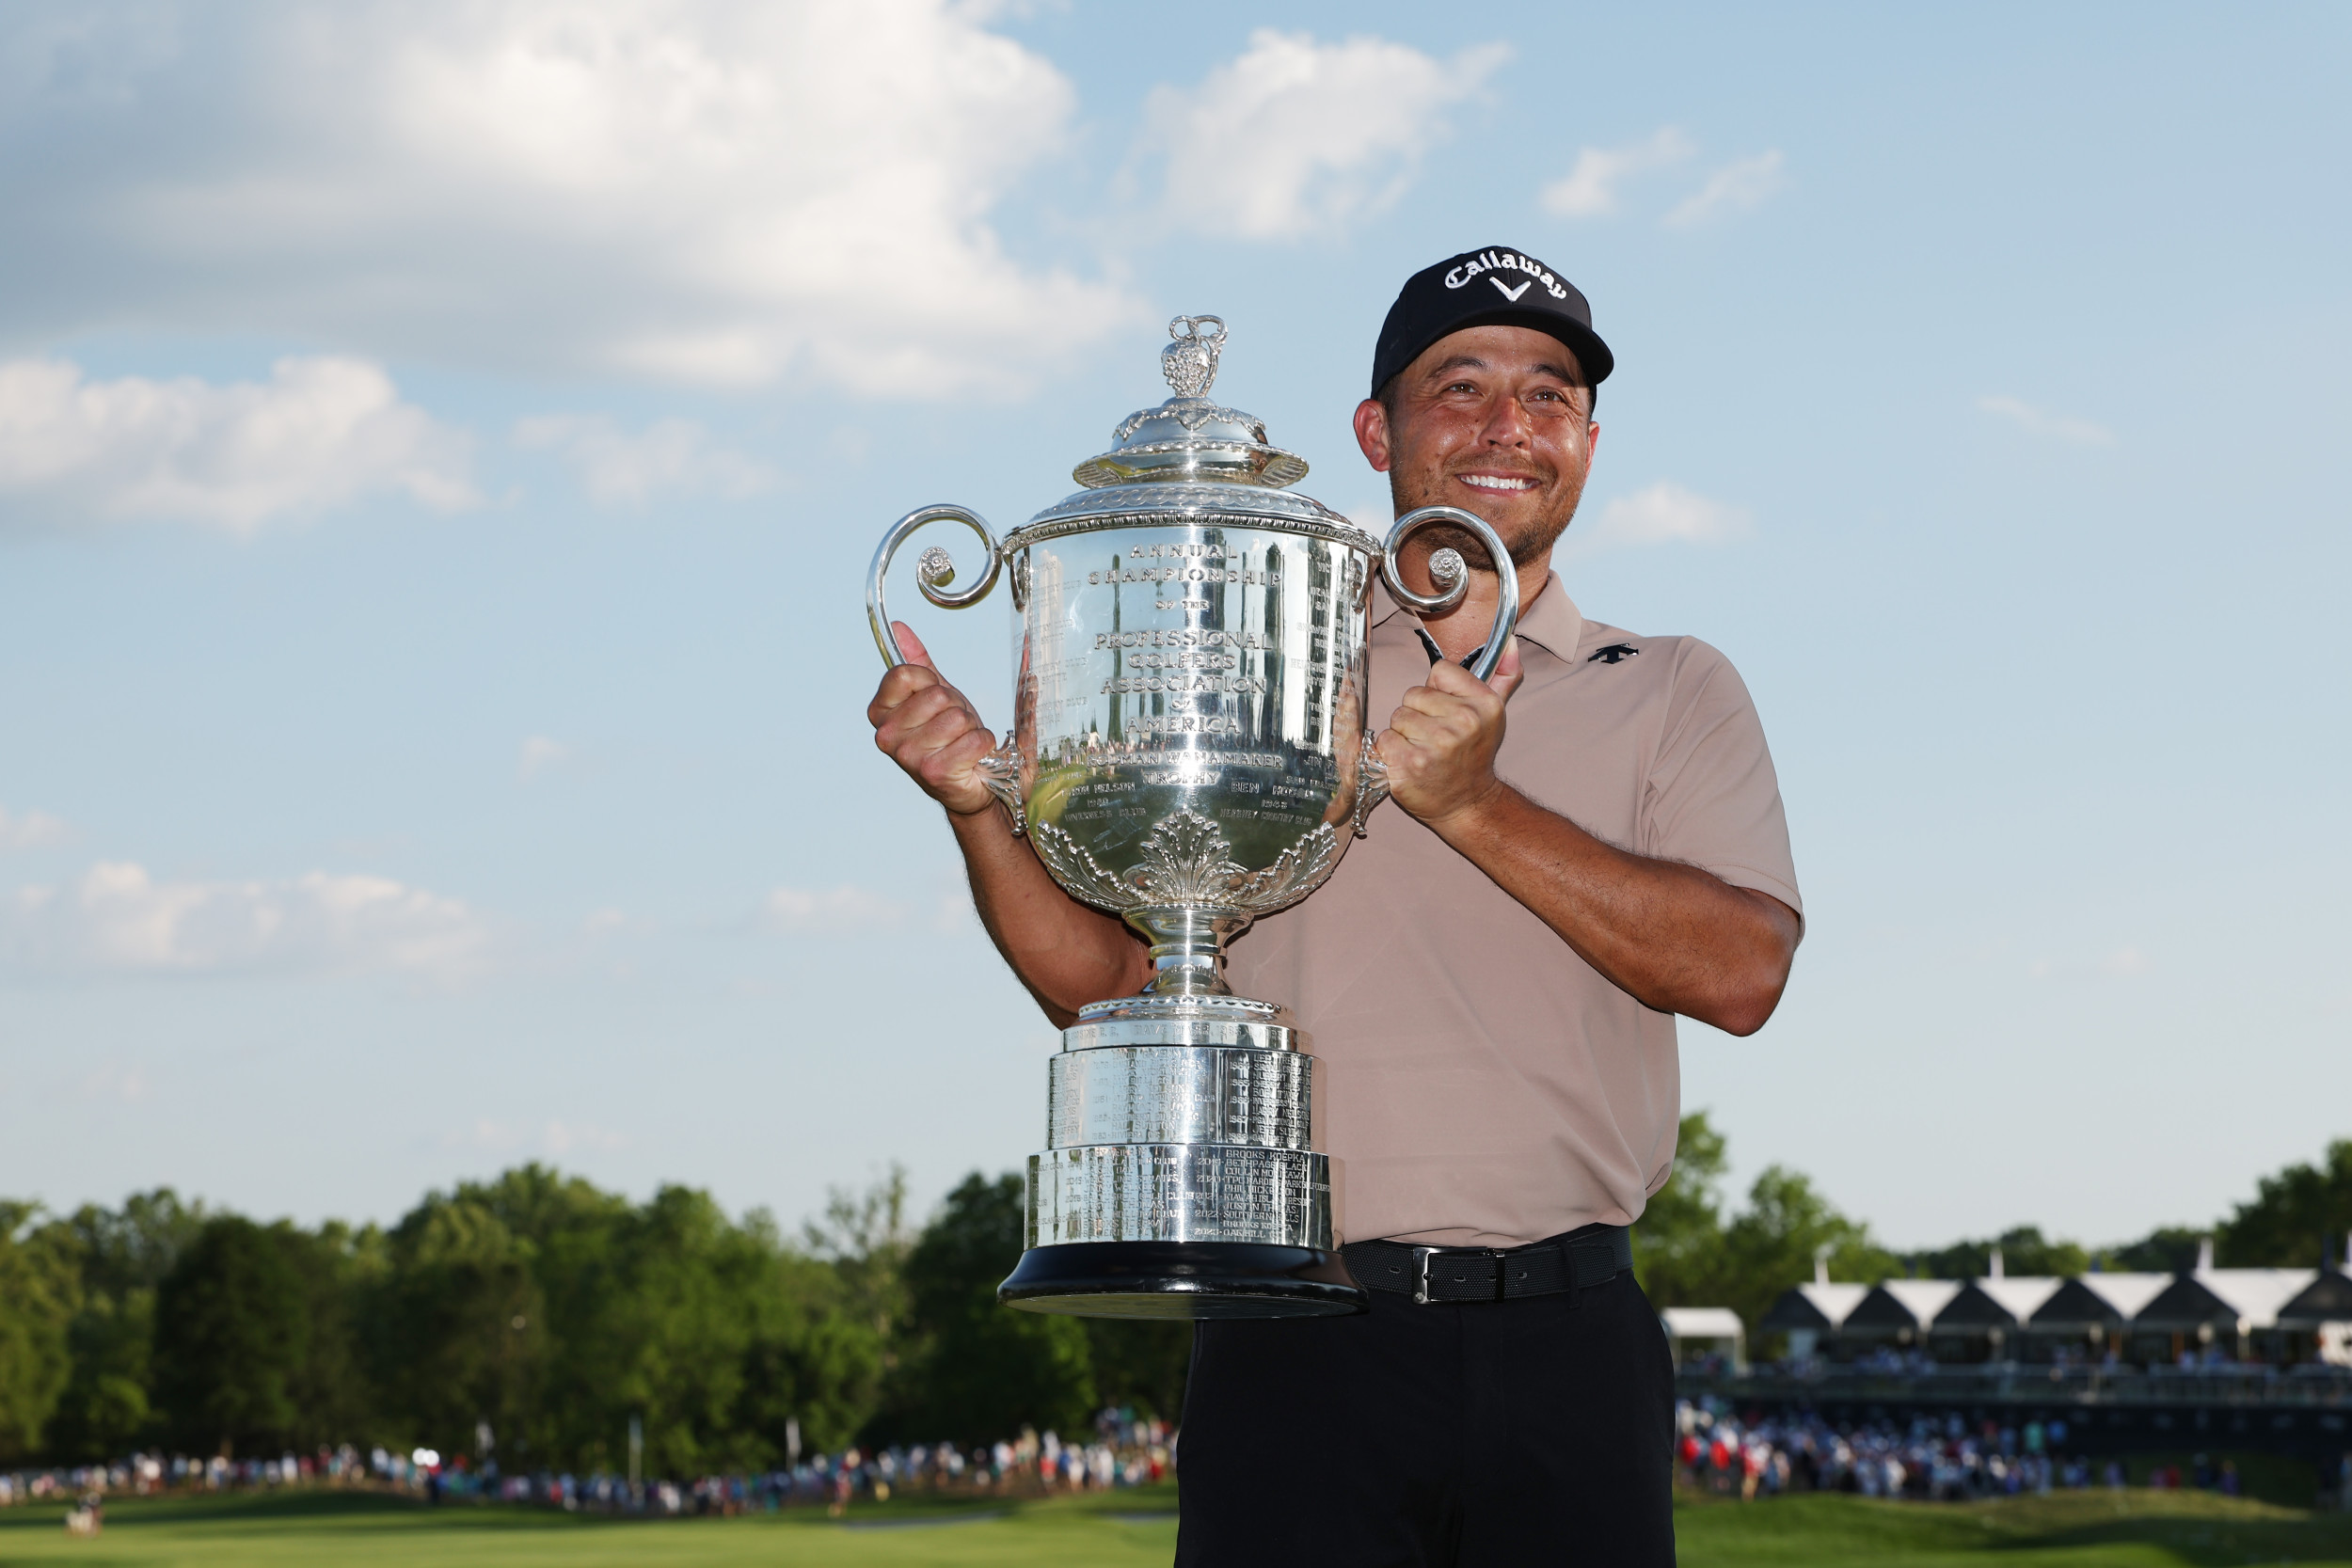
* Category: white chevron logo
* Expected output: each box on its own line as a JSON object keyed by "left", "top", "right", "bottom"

{"left": 1489, "top": 277, "right": 1533, "bottom": 302}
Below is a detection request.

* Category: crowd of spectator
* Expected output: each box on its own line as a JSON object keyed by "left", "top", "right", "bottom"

{"left": 1675, "top": 1397, "right": 2265, "bottom": 1502}
{"left": 0, "top": 1408, "right": 1178, "bottom": 1524}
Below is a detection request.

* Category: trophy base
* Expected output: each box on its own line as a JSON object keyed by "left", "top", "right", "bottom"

{"left": 997, "top": 1240, "right": 1368, "bottom": 1320}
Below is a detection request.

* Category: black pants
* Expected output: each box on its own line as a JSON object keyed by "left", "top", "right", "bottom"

{"left": 1175, "top": 1268, "right": 1675, "bottom": 1567}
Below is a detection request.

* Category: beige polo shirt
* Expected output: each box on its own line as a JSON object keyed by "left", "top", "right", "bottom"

{"left": 1222, "top": 575, "right": 1801, "bottom": 1249}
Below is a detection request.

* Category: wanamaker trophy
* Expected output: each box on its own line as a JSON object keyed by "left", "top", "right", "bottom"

{"left": 866, "top": 316, "right": 1520, "bottom": 1319}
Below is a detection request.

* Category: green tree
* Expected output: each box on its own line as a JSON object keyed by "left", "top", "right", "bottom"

{"left": 0, "top": 1202, "right": 81, "bottom": 1462}
{"left": 2103, "top": 1225, "right": 2207, "bottom": 1274}
{"left": 2220, "top": 1139, "right": 2352, "bottom": 1268}
{"left": 873, "top": 1173, "right": 1094, "bottom": 1447}
{"left": 151, "top": 1217, "right": 308, "bottom": 1456}
{"left": 370, "top": 1193, "right": 545, "bottom": 1462}
{"left": 1633, "top": 1111, "right": 1730, "bottom": 1308}
{"left": 413, "top": 1164, "right": 631, "bottom": 1470}
{"left": 1901, "top": 1226, "right": 2090, "bottom": 1281}
{"left": 366, "top": 1164, "right": 882, "bottom": 1476}
{"left": 1718, "top": 1166, "right": 1897, "bottom": 1338}
{"left": 612, "top": 1184, "right": 790, "bottom": 1477}
{"left": 45, "top": 1189, "right": 211, "bottom": 1461}
{"left": 1629, "top": 1114, "right": 1894, "bottom": 1342}
{"left": 803, "top": 1165, "right": 913, "bottom": 1347}
{"left": 731, "top": 1225, "right": 884, "bottom": 1457}
{"left": 281, "top": 1221, "right": 381, "bottom": 1449}
{"left": 1081, "top": 1317, "right": 1190, "bottom": 1425}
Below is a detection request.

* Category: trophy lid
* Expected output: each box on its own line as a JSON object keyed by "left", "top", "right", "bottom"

{"left": 1071, "top": 316, "right": 1311, "bottom": 490}
{"left": 1002, "top": 316, "right": 1371, "bottom": 553}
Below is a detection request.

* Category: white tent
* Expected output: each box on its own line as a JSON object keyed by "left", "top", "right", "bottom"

{"left": 2196, "top": 1268, "right": 2321, "bottom": 1332}
{"left": 1660, "top": 1307, "right": 1747, "bottom": 1372}
{"left": 2070, "top": 1273, "right": 2175, "bottom": 1322}
{"left": 1972, "top": 1276, "right": 2066, "bottom": 1324}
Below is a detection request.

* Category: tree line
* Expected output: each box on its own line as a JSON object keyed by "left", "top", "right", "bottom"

{"left": 3, "top": 1124, "right": 2344, "bottom": 1469}
{"left": 0, "top": 1164, "right": 1184, "bottom": 1474}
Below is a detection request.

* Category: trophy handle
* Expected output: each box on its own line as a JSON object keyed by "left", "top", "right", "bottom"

{"left": 866, "top": 503, "right": 1003, "bottom": 667}
{"left": 869, "top": 504, "right": 1025, "bottom": 835}
{"left": 977, "top": 731, "right": 1026, "bottom": 837}
{"left": 1351, "top": 730, "right": 1388, "bottom": 839}
{"left": 1377, "top": 506, "right": 1521, "bottom": 682}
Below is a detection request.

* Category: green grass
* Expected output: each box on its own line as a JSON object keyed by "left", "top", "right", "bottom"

{"left": 2, "top": 1484, "right": 2349, "bottom": 1566}
{"left": 1677, "top": 1490, "right": 2352, "bottom": 1567}
{"left": 0, "top": 1486, "right": 1177, "bottom": 1567}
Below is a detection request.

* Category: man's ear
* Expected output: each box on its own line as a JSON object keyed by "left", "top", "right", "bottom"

{"left": 1353, "top": 398, "right": 1391, "bottom": 472}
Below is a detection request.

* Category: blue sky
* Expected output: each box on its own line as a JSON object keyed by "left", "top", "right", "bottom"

{"left": 1, "top": 2, "right": 2345, "bottom": 1252}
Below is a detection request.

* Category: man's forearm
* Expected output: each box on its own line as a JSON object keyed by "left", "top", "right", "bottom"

{"left": 1422, "top": 784, "right": 1800, "bottom": 1035}
{"left": 948, "top": 806, "right": 1152, "bottom": 1028}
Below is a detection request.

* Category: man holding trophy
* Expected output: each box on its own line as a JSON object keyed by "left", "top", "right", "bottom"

{"left": 866, "top": 246, "right": 1801, "bottom": 1564}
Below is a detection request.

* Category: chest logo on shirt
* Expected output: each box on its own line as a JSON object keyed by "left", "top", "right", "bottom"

{"left": 1588, "top": 642, "right": 1640, "bottom": 664}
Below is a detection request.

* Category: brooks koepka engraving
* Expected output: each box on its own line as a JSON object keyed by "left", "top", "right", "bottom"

{"left": 866, "top": 317, "right": 1518, "bottom": 1317}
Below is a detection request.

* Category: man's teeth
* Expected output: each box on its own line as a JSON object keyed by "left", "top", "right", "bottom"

{"left": 1460, "top": 474, "right": 1535, "bottom": 491}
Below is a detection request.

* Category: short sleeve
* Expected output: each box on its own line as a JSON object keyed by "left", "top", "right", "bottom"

{"left": 1638, "top": 641, "right": 1802, "bottom": 917}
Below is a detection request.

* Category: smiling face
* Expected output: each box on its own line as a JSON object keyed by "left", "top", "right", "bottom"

{"left": 1353, "top": 324, "right": 1599, "bottom": 569}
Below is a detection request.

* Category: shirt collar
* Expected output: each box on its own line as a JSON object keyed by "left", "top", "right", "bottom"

{"left": 1371, "top": 571, "right": 1583, "bottom": 661}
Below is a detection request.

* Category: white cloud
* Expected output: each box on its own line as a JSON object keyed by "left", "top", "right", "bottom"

{"left": 0, "top": 804, "right": 68, "bottom": 849}
{"left": 1565, "top": 482, "right": 1752, "bottom": 556}
{"left": 1540, "top": 127, "right": 1695, "bottom": 218}
{"left": 1664, "top": 150, "right": 1787, "bottom": 228}
{"left": 3, "top": 862, "right": 490, "bottom": 978}
{"left": 761, "top": 883, "right": 909, "bottom": 934}
{"left": 0, "top": 356, "right": 475, "bottom": 533}
{"left": 517, "top": 736, "right": 570, "bottom": 782}
{"left": 1140, "top": 30, "right": 1507, "bottom": 240}
{"left": 0, "top": 2, "right": 1135, "bottom": 395}
{"left": 1978, "top": 395, "right": 2115, "bottom": 446}
{"left": 514, "top": 414, "right": 774, "bottom": 505}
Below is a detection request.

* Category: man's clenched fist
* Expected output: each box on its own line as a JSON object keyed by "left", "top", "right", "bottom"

{"left": 867, "top": 623, "right": 999, "bottom": 816}
{"left": 1376, "top": 638, "right": 1523, "bottom": 829}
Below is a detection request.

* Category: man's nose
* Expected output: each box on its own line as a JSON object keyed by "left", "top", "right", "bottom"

{"left": 1479, "top": 395, "right": 1533, "bottom": 447}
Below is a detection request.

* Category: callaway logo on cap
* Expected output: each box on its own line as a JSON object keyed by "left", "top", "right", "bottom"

{"left": 1371, "top": 245, "right": 1614, "bottom": 399}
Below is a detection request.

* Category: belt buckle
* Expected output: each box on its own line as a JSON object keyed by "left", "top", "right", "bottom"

{"left": 1410, "top": 1246, "right": 1440, "bottom": 1306}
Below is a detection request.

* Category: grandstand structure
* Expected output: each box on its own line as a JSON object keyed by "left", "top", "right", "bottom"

{"left": 1756, "top": 1242, "right": 2352, "bottom": 1369}
{"left": 1695, "top": 1244, "right": 2352, "bottom": 1461}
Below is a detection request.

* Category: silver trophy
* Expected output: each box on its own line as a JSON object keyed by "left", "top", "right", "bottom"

{"left": 868, "top": 316, "right": 1518, "bottom": 1318}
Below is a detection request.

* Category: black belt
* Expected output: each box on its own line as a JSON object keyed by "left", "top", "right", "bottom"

{"left": 1343, "top": 1224, "right": 1632, "bottom": 1306}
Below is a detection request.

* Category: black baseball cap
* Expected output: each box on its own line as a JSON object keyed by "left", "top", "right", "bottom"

{"left": 1371, "top": 245, "right": 1613, "bottom": 399}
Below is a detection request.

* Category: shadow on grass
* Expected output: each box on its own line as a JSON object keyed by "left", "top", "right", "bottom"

{"left": 1675, "top": 1489, "right": 2352, "bottom": 1566}
{"left": 1994, "top": 1492, "right": 2352, "bottom": 1566}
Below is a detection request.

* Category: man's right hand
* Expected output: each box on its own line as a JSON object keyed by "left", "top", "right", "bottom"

{"left": 867, "top": 622, "right": 1001, "bottom": 816}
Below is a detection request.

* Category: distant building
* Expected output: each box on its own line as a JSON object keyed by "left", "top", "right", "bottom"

{"left": 1752, "top": 1236, "right": 2352, "bottom": 1368}
{"left": 1754, "top": 1259, "right": 1869, "bottom": 1362}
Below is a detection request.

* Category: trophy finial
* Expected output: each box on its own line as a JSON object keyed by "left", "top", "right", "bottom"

{"left": 1161, "top": 315, "right": 1227, "bottom": 399}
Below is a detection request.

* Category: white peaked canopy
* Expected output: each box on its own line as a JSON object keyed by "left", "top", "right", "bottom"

{"left": 2194, "top": 1269, "right": 2320, "bottom": 1331}
{"left": 1660, "top": 1306, "right": 1747, "bottom": 1372}
{"left": 1931, "top": 1275, "right": 2065, "bottom": 1331}
{"left": 1661, "top": 1307, "right": 1747, "bottom": 1339}
{"left": 1796, "top": 1282, "right": 1870, "bottom": 1327}
{"left": 1874, "top": 1279, "right": 1964, "bottom": 1327}
{"left": 1756, "top": 1280, "right": 1870, "bottom": 1336}
{"left": 2066, "top": 1273, "right": 2174, "bottom": 1322}
{"left": 2277, "top": 1270, "right": 2352, "bottom": 1331}
{"left": 1973, "top": 1276, "right": 2066, "bottom": 1323}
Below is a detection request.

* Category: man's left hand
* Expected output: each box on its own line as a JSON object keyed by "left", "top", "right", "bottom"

{"left": 1376, "top": 638, "right": 1523, "bottom": 829}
